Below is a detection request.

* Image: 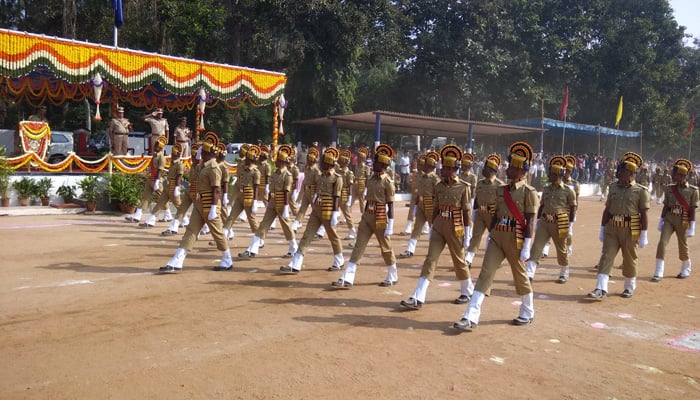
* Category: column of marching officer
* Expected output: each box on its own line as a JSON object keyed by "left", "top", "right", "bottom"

{"left": 130, "top": 131, "right": 697, "bottom": 331}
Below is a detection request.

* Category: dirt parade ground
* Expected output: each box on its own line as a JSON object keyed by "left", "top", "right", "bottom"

{"left": 0, "top": 194, "right": 699, "bottom": 399}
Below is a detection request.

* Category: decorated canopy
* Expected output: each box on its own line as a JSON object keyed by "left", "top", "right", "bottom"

{"left": 0, "top": 28, "right": 286, "bottom": 111}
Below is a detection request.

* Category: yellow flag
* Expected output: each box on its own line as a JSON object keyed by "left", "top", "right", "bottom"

{"left": 615, "top": 96, "right": 623, "bottom": 128}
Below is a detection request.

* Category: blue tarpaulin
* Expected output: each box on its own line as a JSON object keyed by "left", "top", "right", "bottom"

{"left": 506, "top": 118, "right": 640, "bottom": 138}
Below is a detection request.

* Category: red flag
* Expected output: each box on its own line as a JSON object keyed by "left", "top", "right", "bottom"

{"left": 559, "top": 86, "right": 569, "bottom": 120}
{"left": 685, "top": 115, "right": 695, "bottom": 137}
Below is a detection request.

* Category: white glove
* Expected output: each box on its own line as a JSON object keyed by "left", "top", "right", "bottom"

{"left": 331, "top": 211, "right": 340, "bottom": 226}
{"left": 152, "top": 180, "right": 160, "bottom": 192}
{"left": 384, "top": 218, "right": 394, "bottom": 237}
{"left": 599, "top": 226, "right": 605, "bottom": 242}
{"left": 208, "top": 204, "right": 218, "bottom": 221}
{"left": 638, "top": 230, "right": 648, "bottom": 248}
{"left": 412, "top": 205, "right": 417, "bottom": 218}
{"left": 346, "top": 195, "right": 352, "bottom": 208}
{"left": 657, "top": 217, "right": 664, "bottom": 232}
{"left": 265, "top": 183, "right": 270, "bottom": 196}
{"left": 282, "top": 205, "right": 290, "bottom": 219}
{"left": 173, "top": 186, "right": 180, "bottom": 198}
{"left": 222, "top": 195, "right": 229, "bottom": 207}
{"left": 291, "top": 189, "right": 299, "bottom": 203}
{"left": 363, "top": 188, "right": 367, "bottom": 197}
{"left": 687, "top": 221, "right": 696, "bottom": 237}
{"left": 568, "top": 222, "right": 574, "bottom": 237}
{"left": 251, "top": 201, "right": 258, "bottom": 214}
{"left": 519, "top": 237, "right": 532, "bottom": 261}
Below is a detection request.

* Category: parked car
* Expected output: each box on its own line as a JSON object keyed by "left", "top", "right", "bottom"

{"left": 47, "top": 130, "right": 74, "bottom": 163}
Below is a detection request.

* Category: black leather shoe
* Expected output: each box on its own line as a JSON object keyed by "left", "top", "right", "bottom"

{"left": 327, "top": 264, "right": 344, "bottom": 271}
{"left": 280, "top": 265, "right": 300, "bottom": 274}
{"left": 587, "top": 288, "right": 607, "bottom": 300}
{"left": 161, "top": 229, "right": 177, "bottom": 236}
{"left": 454, "top": 294, "right": 471, "bottom": 304}
{"left": 650, "top": 275, "right": 662, "bottom": 282}
{"left": 282, "top": 252, "right": 294, "bottom": 259}
{"left": 399, "top": 298, "right": 422, "bottom": 310}
{"left": 138, "top": 222, "right": 154, "bottom": 228}
{"left": 159, "top": 265, "right": 180, "bottom": 274}
{"left": 331, "top": 279, "right": 352, "bottom": 289}
{"left": 379, "top": 279, "right": 397, "bottom": 287}
{"left": 238, "top": 251, "right": 256, "bottom": 258}
{"left": 512, "top": 316, "right": 534, "bottom": 326}
{"left": 620, "top": 289, "right": 634, "bottom": 298}
{"left": 453, "top": 318, "right": 476, "bottom": 331}
{"left": 213, "top": 265, "right": 232, "bottom": 271}
{"left": 556, "top": 276, "right": 568, "bottom": 284}
{"left": 398, "top": 250, "right": 414, "bottom": 258}
{"left": 676, "top": 273, "right": 690, "bottom": 279}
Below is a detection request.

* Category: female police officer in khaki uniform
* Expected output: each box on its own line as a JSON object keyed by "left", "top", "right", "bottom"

{"left": 332, "top": 144, "right": 397, "bottom": 288}
{"left": 525, "top": 156, "right": 577, "bottom": 284}
{"left": 465, "top": 154, "right": 504, "bottom": 267}
{"left": 399, "top": 151, "right": 441, "bottom": 258}
{"left": 588, "top": 152, "right": 649, "bottom": 299}
{"left": 652, "top": 158, "right": 698, "bottom": 281}
{"left": 400, "top": 145, "right": 473, "bottom": 310}
{"left": 454, "top": 141, "right": 539, "bottom": 331}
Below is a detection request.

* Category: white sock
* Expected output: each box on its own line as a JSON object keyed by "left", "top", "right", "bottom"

{"left": 145, "top": 214, "right": 156, "bottom": 225}
{"left": 403, "top": 220, "right": 413, "bottom": 234}
{"left": 163, "top": 208, "right": 173, "bottom": 220}
{"left": 219, "top": 249, "right": 232, "bottom": 268}
{"left": 167, "top": 247, "right": 187, "bottom": 269}
{"left": 181, "top": 214, "right": 190, "bottom": 226}
{"left": 654, "top": 259, "right": 665, "bottom": 278}
{"left": 132, "top": 208, "right": 142, "bottom": 221}
{"left": 465, "top": 251, "right": 475, "bottom": 264}
{"left": 559, "top": 265, "right": 569, "bottom": 279}
{"left": 341, "top": 262, "right": 358, "bottom": 284}
{"left": 595, "top": 274, "right": 610, "bottom": 292}
{"left": 459, "top": 279, "right": 474, "bottom": 296}
{"left": 290, "top": 252, "right": 304, "bottom": 270}
{"left": 333, "top": 253, "right": 344, "bottom": 268}
{"left": 385, "top": 264, "right": 398, "bottom": 283}
{"left": 680, "top": 260, "right": 692, "bottom": 277}
{"left": 406, "top": 238, "right": 417, "bottom": 253}
{"left": 168, "top": 218, "right": 180, "bottom": 232}
{"left": 525, "top": 260, "right": 537, "bottom": 279}
{"left": 288, "top": 239, "right": 298, "bottom": 254}
{"left": 464, "top": 290, "right": 485, "bottom": 324}
{"left": 248, "top": 235, "right": 262, "bottom": 254}
{"left": 412, "top": 277, "right": 430, "bottom": 303}
{"left": 624, "top": 277, "right": 637, "bottom": 292}
{"left": 519, "top": 292, "right": 534, "bottom": 319}
{"left": 542, "top": 242, "right": 550, "bottom": 256}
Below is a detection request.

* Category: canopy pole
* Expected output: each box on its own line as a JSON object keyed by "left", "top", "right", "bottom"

{"left": 639, "top": 123, "right": 643, "bottom": 158}
{"left": 540, "top": 98, "right": 544, "bottom": 154}
{"left": 614, "top": 135, "right": 618, "bottom": 160}
{"left": 331, "top": 119, "right": 337, "bottom": 147}
{"left": 374, "top": 113, "right": 381, "bottom": 150}
{"left": 113, "top": 27, "right": 118, "bottom": 48}
{"left": 689, "top": 128, "right": 693, "bottom": 159}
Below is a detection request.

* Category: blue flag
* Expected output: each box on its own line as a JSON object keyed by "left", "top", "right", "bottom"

{"left": 112, "top": 0, "right": 124, "bottom": 29}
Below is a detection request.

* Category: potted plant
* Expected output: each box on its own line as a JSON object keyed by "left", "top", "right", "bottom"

{"left": 56, "top": 182, "right": 77, "bottom": 204}
{"left": 12, "top": 177, "right": 37, "bottom": 206}
{"left": 108, "top": 173, "right": 143, "bottom": 214}
{"left": 0, "top": 145, "right": 12, "bottom": 207}
{"left": 35, "top": 177, "right": 53, "bottom": 206}
{"left": 77, "top": 176, "right": 100, "bottom": 211}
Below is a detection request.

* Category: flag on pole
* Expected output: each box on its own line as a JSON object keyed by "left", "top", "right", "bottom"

{"left": 112, "top": 0, "right": 124, "bottom": 29}
{"left": 559, "top": 86, "right": 569, "bottom": 120}
{"left": 615, "top": 96, "right": 623, "bottom": 128}
{"left": 685, "top": 115, "right": 695, "bottom": 137}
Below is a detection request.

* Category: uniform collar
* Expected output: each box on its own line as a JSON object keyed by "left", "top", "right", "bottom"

{"left": 510, "top": 179, "right": 527, "bottom": 189}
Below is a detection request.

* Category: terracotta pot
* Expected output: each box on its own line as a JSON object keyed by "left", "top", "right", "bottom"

{"left": 1, "top": 197, "right": 9, "bottom": 207}
{"left": 41, "top": 196, "right": 50, "bottom": 206}
{"left": 62, "top": 196, "right": 73, "bottom": 204}
{"left": 18, "top": 196, "right": 29, "bottom": 206}
{"left": 86, "top": 200, "right": 97, "bottom": 212}
{"left": 119, "top": 203, "right": 136, "bottom": 214}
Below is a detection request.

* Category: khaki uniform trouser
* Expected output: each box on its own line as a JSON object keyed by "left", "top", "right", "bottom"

{"left": 349, "top": 212, "right": 396, "bottom": 266}
{"left": 112, "top": 134, "right": 128, "bottom": 155}
{"left": 151, "top": 186, "right": 182, "bottom": 216}
{"left": 174, "top": 192, "right": 194, "bottom": 221}
{"left": 256, "top": 202, "right": 295, "bottom": 241}
{"left": 179, "top": 202, "right": 229, "bottom": 251}
{"left": 409, "top": 206, "right": 432, "bottom": 240}
{"left": 298, "top": 205, "right": 342, "bottom": 255}
{"left": 351, "top": 185, "right": 366, "bottom": 215}
{"left": 339, "top": 200, "right": 354, "bottom": 230}
{"left": 289, "top": 191, "right": 299, "bottom": 216}
{"left": 223, "top": 197, "right": 258, "bottom": 233}
{"left": 598, "top": 224, "right": 638, "bottom": 278}
{"left": 139, "top": 179, "right": 161, "bottom": 211}
{"left": 295, "top": 192, "right": 313, "bottom": 222}
{"left": 420, "top": 217, "right": 470, "bottom": 281}
{"left": 655, "top": 216, "right": 689, "bottom": 261}
{"left": 475, "top": 230, "right": 532, "bottom": 296}
{"left": 467, "top": 211, "right": 491, "bottom": 253}
{"left": 530, "top": 220, "right": 569, "bottom": 266}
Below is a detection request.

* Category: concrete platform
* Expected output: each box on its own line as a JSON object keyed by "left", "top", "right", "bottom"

{"left": 0, "top": 204, "right": 87, "bottom": 217}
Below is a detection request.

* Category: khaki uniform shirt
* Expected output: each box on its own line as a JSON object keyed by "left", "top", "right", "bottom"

{"left": 289, "top": 164, "right": 300, "bottom": 188}
{"left": 459, "top": 171, "right": 478, "bottom": 197}
{"left": 270, "top": 166, "right": 293, "bottom": 193}
{"left": 474, "top": 177, "right": 504, "bottom": 210}
{"left": 259, "top": 161, "right": 272, "bottom": 185}
{"left": 436, "top": 177, "right": 471, "bottom": 212}
{"left": 541, "top": 181, "right": 577, "bottom": 214}
{"left": 174, "top": 126, "right": 191, "bottom": 142}
{"left": 239, "top": 164, "right": 261, "bottom": 190}
{"left": 218, "top": 162, "right": 230, "bottom": 191}
{"left": 339, "top": 166, "right": 354, "bottom": 201}
{"left": 150, "top": 150, "right": 167, "bottom": 179}
{"left": 636, "top": 171, "right": 650, "bottom": 187}
{"left": 366, "top": 172, "right": 395, "bottom": 204}
{"left": 302, "top": 164, "right": 322, "bottom": 194}
{"left": 109, "top": 118, "right": 130, "bottom": 135}
{"left": 144, "top": 117, "right": 169, "bottom": 136}
{"left": 606, "top": 181, "right": 650, "bottom": 216}
{"left": 413, "top": 171, "right": 441, "bottom": 209}
{"left": 317, "top": 169, "right": 343, "bottom": 198}
{"left": 496, "top": 180, "right": 539, "bottom": 219}
{"left": 167, "top": 159, "right": 184, "bottom": 185}
{"left": 564, "top": 177, "right": 580, "bottom": 198}
{"left": 663, "top": 183, "right": 699, "bottom": 217}
{"left": 198, "top": 158, "right": 222, "bottom": 204}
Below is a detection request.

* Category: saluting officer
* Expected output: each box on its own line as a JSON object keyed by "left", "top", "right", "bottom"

{"left": 652, "top": 158, "right": 698, "bottom": 281}
{"left": 351, "top": 146, "right": 371, "bottom": 213}
{"left": 239, "top": 144, "right": 298, "bottom": 258}
{"left": 399, "top": 151, "right": 441, "bottom": 258}
{"left": 331, "top": 144, "right": 398, "bottom": 288}
{"left": 465, "top": 154, "right": 504, "bottom": 267}
{"left": 588, "top": 152, "right": 649, "bottom": 299}
{"left": 126, "top": 135, "right": 167, "bottom": 223}
{"left": 163, "top": 142, "right": 202, "bottom": 235}
{"left": 222, "top": 145, "right": 261, "bottom": 235}
{"left": 337, "top": 149, "right": 357, "bottom": 240}
{"left": 160, "top": 132, "right": 232, "bottom": 273}
{"left": 282, "top": 147, "right": 344, "bottom": 273}
{"left": 525, "top": 156, "right": 577, "bottom": 284}
{"left": 140, "top": 142, "right": 185, "bottom": 228}
{"left": 453, "top": 141, "right": 539, "bottom": 331}
{"left": 291, "top": 148, "right": 321, "bottom": 232}
{"left": 400, "top": 145, "right": 473, "bottom": 310}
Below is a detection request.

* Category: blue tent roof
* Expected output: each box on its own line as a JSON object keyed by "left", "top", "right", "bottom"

{"left": 505, "top": 118, "right": 640, "bottom": 138}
